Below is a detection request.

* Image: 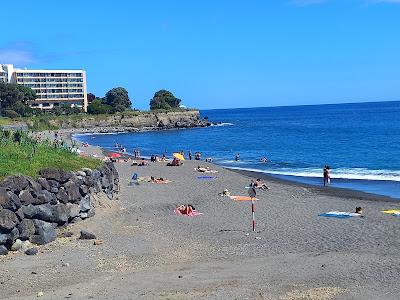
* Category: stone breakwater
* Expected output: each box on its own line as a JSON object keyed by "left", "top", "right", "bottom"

{"left": 0, "top": 162, "right": 118, "bottom": 255}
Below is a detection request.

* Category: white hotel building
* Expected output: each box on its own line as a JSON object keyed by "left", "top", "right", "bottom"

{"left": 0, "top": 64, "right": 88, "bottom": 112}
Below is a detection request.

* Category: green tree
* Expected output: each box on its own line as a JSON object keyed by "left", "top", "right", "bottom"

{"left": 87, "top": 99, "right": 113, "bottom": 115}
{"left": 149, "top": 90, "right": 181, "bottom": 110}
{"left": 0, "top": 83, "right": 36, "bottom": 117}
{"left": 87, "top": 92, "right": 96, "bottom": 103}
{"left": 103, "top": 87, "right": 131, "bottom": 111}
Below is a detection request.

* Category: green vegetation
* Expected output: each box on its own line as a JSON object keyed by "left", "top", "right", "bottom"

{"left": 0, "top": 83, "right": 37, "bottom": 117}
{"left": 0, "top": 130, "right": 101, "bottom": 180}
{"left": 150, "top": 90, "right": 181, "bottom": 110}
{"left": 87, "top": 87, "right": 132, "bottom": 115}
{"left": 28, "top": 117, "right": 60, "bottom": 131}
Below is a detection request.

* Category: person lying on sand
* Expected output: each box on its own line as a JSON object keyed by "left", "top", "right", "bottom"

{"left": 150, "top": 176, "right": 171, "bottom": 184}
{"left": 176, "top": 204, "right": 195, "bottom": 215}
{"left": 196, "top": 166, "right": 218, "bottom": 173}
{"left": 138, "top": 159, "right": 149, "bottom": 166}
{"left": 250, "top": 178, "right": 270, "bottom": 190}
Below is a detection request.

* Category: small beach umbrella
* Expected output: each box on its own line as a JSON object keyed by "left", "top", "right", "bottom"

{"left": 108, "top": 153, "right": 122, "bottom": 158}
{"left": 173, "top": 153, "right": 185, "bottom": 161}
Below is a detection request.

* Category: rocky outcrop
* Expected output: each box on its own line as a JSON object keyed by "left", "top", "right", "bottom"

{"left": 0, "top": 162, "right": 118, "bottom": 254}
{"left": 25, "top": 111, "right": 214, "bottom": 133}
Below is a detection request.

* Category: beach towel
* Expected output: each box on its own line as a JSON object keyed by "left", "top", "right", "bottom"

{"left": 382, "top": 209, "right": 400, "bottom": 216}
{"left": 174, "top": 209, "right": 203, "bottom": 217}
{"left": 319, "top": 211, "right": 361, "bottom": 219}
{"left": 229, "top": 196, "right": 259, "bottom": 201}
{"left": 197, "top": 176, "right": 215, "bottom": 179}
{"left": 152, "top": 180, "right": 171, "bottom": 184}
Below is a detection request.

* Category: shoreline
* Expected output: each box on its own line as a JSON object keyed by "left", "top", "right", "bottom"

{"left": 231, "top": 168, "right": 399, "bottom": 203}
{"left": 67, "top": 131, "right": 400, "bottom": 203}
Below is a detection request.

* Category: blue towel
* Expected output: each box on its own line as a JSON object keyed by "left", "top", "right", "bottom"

{"left": 318, "top": 211, "right": 360, "bottom": 219}
{"left": 197, "top": 176, "right": 215, "bottom": 179}
{"left": 319, "top": 213, "right": 353, "bottom": 219}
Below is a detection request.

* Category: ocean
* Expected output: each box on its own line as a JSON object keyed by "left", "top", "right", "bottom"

{"left": 74, "top": 101, "right": 400, "bottom": 199}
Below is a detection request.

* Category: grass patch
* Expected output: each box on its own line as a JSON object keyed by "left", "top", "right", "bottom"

{"left": 0, "top": 130, "right": 102, "bottom": 180}
{"left": 0, "top": 117, "right": 17, "bottom": 126}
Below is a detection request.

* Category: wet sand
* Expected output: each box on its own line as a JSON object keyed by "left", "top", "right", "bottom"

{"left": 1, "top": 157, "right": 400, "bottom": 299}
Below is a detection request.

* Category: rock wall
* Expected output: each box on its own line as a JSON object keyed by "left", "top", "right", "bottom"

{"left": 32, "top": 111, "right": 213, "bottom": 132}
{"left": 0, "top": 162, "right": 118, "bottom": 255}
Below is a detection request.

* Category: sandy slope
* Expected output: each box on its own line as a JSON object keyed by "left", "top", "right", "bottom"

{"left": 1, "top": 160, "right": 400, "bottom": 299}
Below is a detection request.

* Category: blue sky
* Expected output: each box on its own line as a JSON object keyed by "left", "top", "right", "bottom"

{"left": 1, "top": 0, "right": 400, "bottom": 110}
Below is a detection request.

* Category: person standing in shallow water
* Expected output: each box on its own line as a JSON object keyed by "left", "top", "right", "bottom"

{"left": 235, "top": 153, "right": 240, "bottom": 161}
{"left": 323, "top": 166, "right": 328, "bottom": 186}
{"left": 326, "top": 166, "right": 331, "bottom": 185}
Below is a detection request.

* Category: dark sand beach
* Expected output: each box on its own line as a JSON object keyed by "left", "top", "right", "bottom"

{"left": 1, "top": 149, "right": 400, "bottom": 299}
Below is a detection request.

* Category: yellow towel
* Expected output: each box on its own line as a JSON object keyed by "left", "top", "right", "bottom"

{"left": 382, "top": 209, "right": 400, "bottom": 214}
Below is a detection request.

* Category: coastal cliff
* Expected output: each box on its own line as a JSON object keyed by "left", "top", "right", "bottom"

{"left": 26, "top": 110, "right": 212, "bottom": 133}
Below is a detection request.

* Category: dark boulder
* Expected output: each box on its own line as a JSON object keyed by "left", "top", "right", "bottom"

{"left": 48, "top": 180, "right": 60, "bottom": 189}
{"left": 92, "top": 169, "right": 101, "bottom": 180}
{"left": 30, "top": 219, "right": 56, "bottom": 245}
{"left": 0, "top": 228, "right": 20, "bottom": 246}
{"left": 0, "top": 189, "right": 21, "bottom": 211}
{"left": 22, "top": 204, "right": 39, "bottom": 219}
{"left": 36, "top": 190, "right": 56, "bottom": 205}
{"left": 32, "top": 203, "right": 68, "bottom": 224}
{"left": 0, "top": 209, "right": 18, "bottom": 232}
{"left": 66, "top": 203, "right": 80, "bottom": 219}
{"left": 64, "top": 181, "right": 81, "bottom": 203}
{"left": 15, "top": 207, "right": 24, "bottom": 221}
{"left": 79, "top": 185, "right": 88, "bottom": 196}
{"left": 79, "top": 195, "right": 91, "bottom": 212}
{"left": 83, "top": 176, "right": 94, "bottom": 187}
{"left": 8, "top": 227, "right": 19, "bottom": 244}
{"left": 0, "top": 176, "right": 29, "bottom": 193}
{"left": 26, "top": 177, "right": 42, "bottom": 194}
{"left": 79, "top": 230, "right": 96, "bottom": 240}
{"left": 37, "top": 177, "right": 51, "bottom": 191}
{"left": 19, "top": 190, "right": 35, "bottom": 206}
{"left": 25, "top": 247, "right": 38, "bottom": 255}
{"left": 0, "top": 245, "right": 8, "bottom": 255}
{"left": 101, "top": 177, "right": 110, "bottom": 189}
{"left": 70, "top": 175, "right": 84, "bottom": 186}
{"left": 0, "top": 233, "right": 8, "bottom": 245}
{"left": 56, "top": 187, "right": 69, "bottom": 204}
{"left": 17, "top": 219, "right": 35, "bottom": 240}
{"left": 33, "top": 204, "right": 53, "bottom": 222}
{"left": 39, "top": 168, "right": 72, "bottom": 184}
{"left": 11, "top": 176, "right": 29, "bottom": 192}
{"left": 51, "top": 203, "right": 69, "bottom": 224}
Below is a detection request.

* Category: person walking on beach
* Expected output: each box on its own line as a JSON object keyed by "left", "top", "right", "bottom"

{"left": 189, "top": 151, "right": 192, "bottom": 160}
{"left": 323, "top": 166, "right": 328, "bottom": 186}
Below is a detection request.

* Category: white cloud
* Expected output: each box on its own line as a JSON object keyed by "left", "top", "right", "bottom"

{"left": 0, "top": 49, "right": 35, "bottom": 65}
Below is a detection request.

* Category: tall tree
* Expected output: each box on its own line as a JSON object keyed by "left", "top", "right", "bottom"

{"left": 0, "top": 83, "right": 36, "bottom": 117}
{"left": 87, "top": 92, "right": 96, "bottom": 103}
{"left": 150, "top": 90, "right": 181, "bottom": 110}
{"left": 103, "top": 87, "right": 131, "bottom": 111}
